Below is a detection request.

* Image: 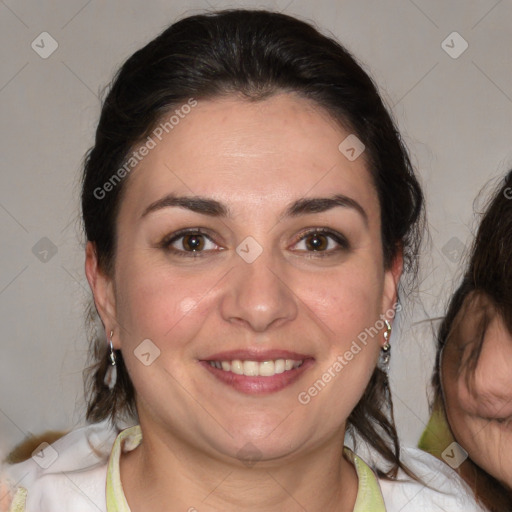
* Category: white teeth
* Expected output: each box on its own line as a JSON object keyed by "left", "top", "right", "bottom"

{"left": 274, "top": 359, "right": 285, "bottom": 374}
{"left": 243, "top": 360, "right": 259, "bottom": 376}
{"left": 231, "top": 360, "right": 244, "bottom": 375}
{"left": 208, "top": 358, "right": 304, "bottom": 377}
{"left": 259, "top": 360, "right": 275, "bottom": 377}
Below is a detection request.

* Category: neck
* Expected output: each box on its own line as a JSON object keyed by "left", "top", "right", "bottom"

{"left": 120, "top": 421, "right": 358, "bottom": 512}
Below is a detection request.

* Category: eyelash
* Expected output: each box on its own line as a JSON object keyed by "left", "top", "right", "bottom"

{"left": 483, "top": 416, "right": 512, "bottom": 425}
{"left": 290, "top": 228, "right": 350, "bottom": 257}
{"left": 159, "top": 228, "right": 218, "bottom": 258}
{"left": 159, "top": 227, "right": 350, "bottom": 258}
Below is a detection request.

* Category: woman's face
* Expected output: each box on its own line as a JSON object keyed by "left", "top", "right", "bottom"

{"left": 88, "top": 93, "right": 400, "bottom": 464}
{"left": 442, "top": 296, "right": 512, "bottom": 489}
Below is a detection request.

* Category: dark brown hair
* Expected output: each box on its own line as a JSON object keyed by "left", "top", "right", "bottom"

{"left": 81, "top": 9, "right": 424, "bottom": 478}
{"left": 431, "top": 170, "right": 512, "bottom": 509}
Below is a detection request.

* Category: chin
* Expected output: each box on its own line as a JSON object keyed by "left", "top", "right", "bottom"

{"left": 202, "top": 422, "right": 305, "bottom": 464}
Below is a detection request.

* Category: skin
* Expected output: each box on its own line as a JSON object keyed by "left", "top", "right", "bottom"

{"left": 442, "top": 294, "right": 512, "bottom": 492}
{"left": 86, "top": 92, "right": 402, "bottom": 512}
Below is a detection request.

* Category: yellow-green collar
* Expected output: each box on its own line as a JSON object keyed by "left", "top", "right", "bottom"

{"left": 106, "top": 426, "right": 386, "bottom": 512}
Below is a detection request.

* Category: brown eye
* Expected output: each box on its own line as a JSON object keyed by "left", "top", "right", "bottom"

{"left": 162, "top": 230, "right": 220, "bottom": 255}
{"left": 291, "top": 229, "right": 349, "bottom": 255}
{"left": 305, "top": 233, "right": 329, "bottom": 251}
{"left": 182, "top": 234, "right": 205, "bottom": 251}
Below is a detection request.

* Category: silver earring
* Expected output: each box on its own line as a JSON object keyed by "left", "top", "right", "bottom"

{"left": 104, "top": 330, "right": 117, "bottom": 390}
{"left": 379, "top": 320, "right": 392, "bottom": 372}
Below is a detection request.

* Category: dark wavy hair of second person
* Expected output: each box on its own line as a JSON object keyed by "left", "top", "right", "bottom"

{"left": 81, "top": 9, "right": 424, "bottom": 480}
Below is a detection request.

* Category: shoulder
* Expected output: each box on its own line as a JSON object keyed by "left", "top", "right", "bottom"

{"left": 378, "top": 447, "right": 487, "bottom": 511}
{"left": 2, "top": 421, "right": 119, "bottom": 512}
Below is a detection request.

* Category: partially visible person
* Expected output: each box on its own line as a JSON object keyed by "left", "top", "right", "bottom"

{"left": 420, "top": 170, "right": 512, "bottom": 511}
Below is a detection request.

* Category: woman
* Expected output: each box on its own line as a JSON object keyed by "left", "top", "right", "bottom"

{"left": 2, "top": 9, "right": 484, "bottom": 511}
{"left": 420, "top": 171, "right": 512, "bottom": 511}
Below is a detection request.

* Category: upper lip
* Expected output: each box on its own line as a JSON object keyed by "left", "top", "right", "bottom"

{"left": 201, "top": 349, "right": 314, "bottom": 362}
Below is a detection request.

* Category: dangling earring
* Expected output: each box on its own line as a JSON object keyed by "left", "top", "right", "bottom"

{"left": 104, "top": 330, "right": 117, "bottom": 390}
{"left": 379, "top": 320, "right": 392, "bottom": 372}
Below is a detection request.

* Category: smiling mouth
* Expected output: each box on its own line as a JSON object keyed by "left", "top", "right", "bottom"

{"left": 200, "top": 355, "right": 314, "bottom": 394}
{"left": 207, "top": 358, "right": 304, "bottom": 377}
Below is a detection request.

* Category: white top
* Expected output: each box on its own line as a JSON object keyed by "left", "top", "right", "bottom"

{"left": 1, "top": 421, "right": 486, "bottom": 511}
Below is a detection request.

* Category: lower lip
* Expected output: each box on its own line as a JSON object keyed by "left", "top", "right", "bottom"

{"left": 200, "top": 359, "right": 315, "bottom": 394}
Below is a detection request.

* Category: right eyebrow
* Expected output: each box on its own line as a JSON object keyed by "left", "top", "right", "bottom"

{"left": 141, "top": 194, "right": 229, "bottom": 219}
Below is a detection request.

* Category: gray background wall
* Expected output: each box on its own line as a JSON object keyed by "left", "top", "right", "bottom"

{"left": 1, "top": 0, "right": 511, "bottom": 456}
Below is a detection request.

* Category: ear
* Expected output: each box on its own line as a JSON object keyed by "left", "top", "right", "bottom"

{"left": 381, "top": 246, "right": 403, "bottom": 322}
{"left": 85, "top": 241, "right": 119, "bottom": 348}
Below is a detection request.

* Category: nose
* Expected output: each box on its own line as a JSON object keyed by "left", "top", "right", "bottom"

{"left": 219, "top": 250, "right": 298, "bottom": 332}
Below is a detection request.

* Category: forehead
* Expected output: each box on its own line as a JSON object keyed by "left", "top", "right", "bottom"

{"left": 119, "top": 93, "right": 379, "bottom": 221}
{"left": 447, "top": 294, "right": 496, "bottom": 346}
{"left": 444, "top": 294, "right": 512, "bottom": 372}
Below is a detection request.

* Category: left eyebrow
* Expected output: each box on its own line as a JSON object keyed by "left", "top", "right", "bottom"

{"left": 283, "top": 194, "right": 369, "bottom": 226}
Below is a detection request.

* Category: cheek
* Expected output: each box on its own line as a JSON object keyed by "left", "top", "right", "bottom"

{"left": 299, "top": 264, "right": 384, "bottom": 341}
{"left": 462, "top": 423, "right": 512, "bottom": 487}
{"left": 444, "top": 396, "right": 471, "bottom": 447}
{"left": 113, "top": 262, "right": 225, "bottom": 409}
{"left": 443, "top": 370, "right": 503, "bottom": 472}
{"left": 294, "top": 267, "right": 384, "bottom": 407}
{"left": 442, "top": 366, "right": 470, "bottom": 443}
{"left": 113, "top": 254, "right": 223, "bottom": 352}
